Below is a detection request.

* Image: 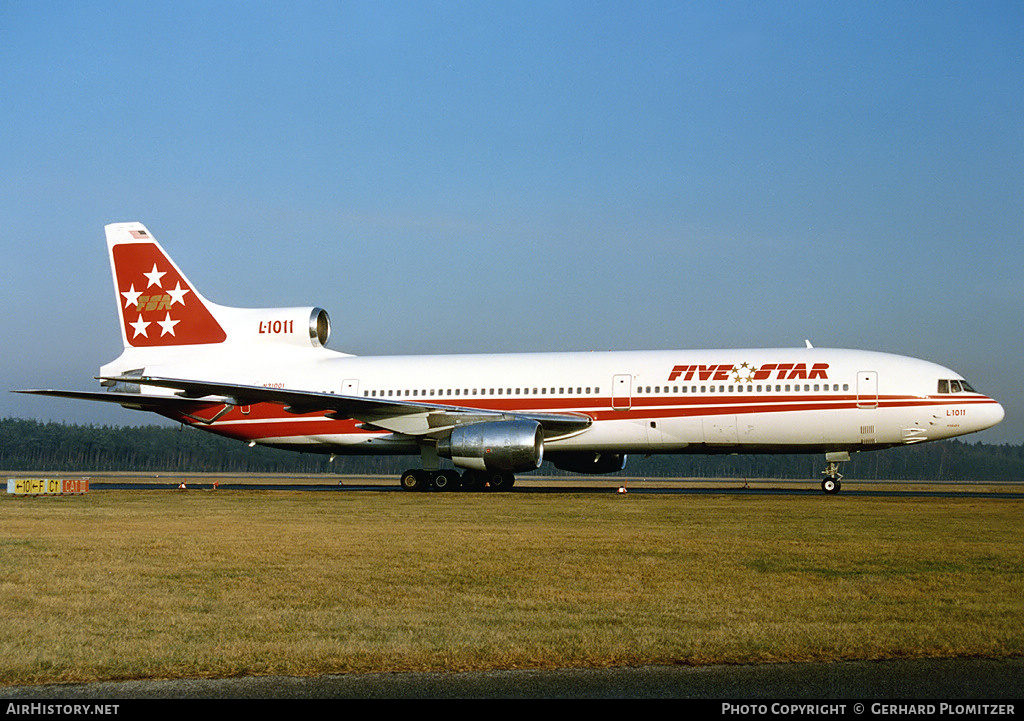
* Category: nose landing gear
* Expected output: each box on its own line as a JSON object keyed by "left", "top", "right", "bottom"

{"left": 821, "top": 451, "right": 850, "bottom": 494}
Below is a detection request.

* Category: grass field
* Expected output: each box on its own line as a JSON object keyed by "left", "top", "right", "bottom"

{"left": 1, "top": 479, "right": 1022, "bottom": 686}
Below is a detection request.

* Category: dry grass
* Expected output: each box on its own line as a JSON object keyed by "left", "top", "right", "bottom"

{"left": 1, "top": 484, "right": 1022, "bottom": 685}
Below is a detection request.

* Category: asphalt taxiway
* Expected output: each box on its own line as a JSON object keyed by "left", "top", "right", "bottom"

{"left": 3, "top": 657, "right": 1023, "bottom": 699}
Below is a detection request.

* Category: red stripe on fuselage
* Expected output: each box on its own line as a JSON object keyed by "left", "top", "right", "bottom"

{"left": 164, "top": 393, "right": 1000, "bottom": 443}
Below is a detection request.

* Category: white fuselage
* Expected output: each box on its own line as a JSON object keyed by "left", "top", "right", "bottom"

{"left": 102, "top": 344, "right": 1005, "bottom": 456}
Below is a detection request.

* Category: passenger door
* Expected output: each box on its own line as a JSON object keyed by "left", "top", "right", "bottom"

{"left": 612, "top": 374, "right": 632, "bottom": 410}
{"left": 856, "top": 371, "right": 878, "bottom": 409}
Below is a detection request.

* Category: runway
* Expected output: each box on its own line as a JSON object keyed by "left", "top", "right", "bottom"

{"left": 3, "top": 657, "right": 1023, "bottom": 700}
{"left": 87, "top": 478, "right": 1024, "bottom": 500}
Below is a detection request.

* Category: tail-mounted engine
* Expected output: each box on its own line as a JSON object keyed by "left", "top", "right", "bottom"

{"left": 225, "top": 306, "right": 331, "bottom": 348}
{"left": 437, "top": 419, "right": 544, "bottom": 473}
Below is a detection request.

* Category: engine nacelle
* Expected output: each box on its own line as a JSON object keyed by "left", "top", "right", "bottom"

{"left": 222, "top": 306, "right": 331, "bottom": 348}
{"left": 548, "top": 451, "right": 627, "bottom": 475}
{"left": 438, "top": 420, "right": 544, "bottom": 473}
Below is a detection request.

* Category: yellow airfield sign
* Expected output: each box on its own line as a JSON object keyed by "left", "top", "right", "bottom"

{"left": 6, "top": 478, "right": 90, "bottom": 496}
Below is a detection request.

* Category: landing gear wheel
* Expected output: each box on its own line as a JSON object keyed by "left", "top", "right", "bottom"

{"left": 820, "top": 456, "right": 846, "bottom": 495}
{"left": 431, "top": 470, "right": 460, "bottom": 491}
{"left": 486, "top": 471, "right": 516, "bottom": 491}
{"left": 460, "top": 470, "right": 486, "bottom": 492}
{"left": 400, "top": 469, "right": 428, "bottom": 492}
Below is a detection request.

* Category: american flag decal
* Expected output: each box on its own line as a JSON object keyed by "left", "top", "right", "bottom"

{"left": 129, "top": 230, "right": 149, "bottom": 238}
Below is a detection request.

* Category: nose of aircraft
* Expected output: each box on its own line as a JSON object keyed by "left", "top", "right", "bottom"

{"left": 978, "top": 399, "right": 1005, "bottom": 431}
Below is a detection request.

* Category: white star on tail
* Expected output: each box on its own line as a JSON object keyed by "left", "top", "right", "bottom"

{"left": 121, "top": 284, "right": 143, "bottom": 309}
{"left": 143, "top": 264, "right": 166, "bottom": 288}
{"left": 130, "top": 317, "right": 150, "bottom": 338}
{"left": 157, "top": 312, "right": 180, "bottom": 336}
{"left": 166, "top": 282, "right": 190, "bottom": 306}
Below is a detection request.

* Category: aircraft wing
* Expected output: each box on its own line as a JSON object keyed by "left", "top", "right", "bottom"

{"left": 14, "top": 388, "right": 249, "bottom": 425}
{"left": 15, "top": 388, "right": 222, "bottom": 412}
{"left": 94, "top": 375, "right": 594, "bottom": 439}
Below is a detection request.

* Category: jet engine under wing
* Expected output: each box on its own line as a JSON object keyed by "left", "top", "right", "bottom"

{"left": 98, "top": 375, "right": 594, "bottom": 439}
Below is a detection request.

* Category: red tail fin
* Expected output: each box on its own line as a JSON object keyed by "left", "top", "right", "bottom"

{"left": 106, "top": 223, "right": 227, "bottom": 347}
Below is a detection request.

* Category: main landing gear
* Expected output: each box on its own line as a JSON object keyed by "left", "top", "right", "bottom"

{"left": 821, "top": 451, "right": 850, "bottom": 494}
{"left": 399, "top": 468, "right": 516, "bottom": 492}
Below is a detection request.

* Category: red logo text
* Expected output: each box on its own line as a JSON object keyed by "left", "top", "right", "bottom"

{"left": 668, "top": 362, "right": 830, "bottom": 382}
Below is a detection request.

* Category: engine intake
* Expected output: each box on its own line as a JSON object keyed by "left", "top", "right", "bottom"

{"left": 438, "top": 419, "right": 544, "bottom": 473}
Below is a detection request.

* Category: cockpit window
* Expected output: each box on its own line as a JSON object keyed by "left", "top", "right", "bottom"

{"left": 938, "top": 379, "right": 976, "bottom": 394}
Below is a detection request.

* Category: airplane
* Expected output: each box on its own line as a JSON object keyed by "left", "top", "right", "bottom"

{"left": 18, "top": 222, "right": 1004, "bottom": 494}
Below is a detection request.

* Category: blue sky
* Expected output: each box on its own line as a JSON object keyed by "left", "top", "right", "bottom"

{"left": 2, "top": 1, "right": 1021, "bottom": 444}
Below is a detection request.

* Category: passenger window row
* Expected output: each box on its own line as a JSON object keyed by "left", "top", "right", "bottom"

{"left": 635, "top": 384, "right": 851, "bottom": 394}
{"left": 364, "top": 386, "right": 601, "bottom": 399}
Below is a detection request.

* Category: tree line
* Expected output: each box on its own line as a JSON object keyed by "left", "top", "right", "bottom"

{"left": 1, "top": 417, "right": 1021, "bottom": 480}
